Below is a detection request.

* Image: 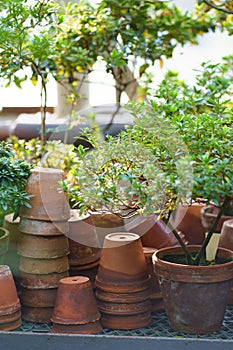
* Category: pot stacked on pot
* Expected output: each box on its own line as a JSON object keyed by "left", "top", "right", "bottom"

{"left": 68, "top": 210, "right": 101, "bottom": 287}
{"left": 18, "top": 167, "right": 70, "bottom": 323}
{"left": 95, "top": 232, "right": 152, "bottom": 330}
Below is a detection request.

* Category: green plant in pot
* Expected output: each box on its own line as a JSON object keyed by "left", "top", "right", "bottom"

{"left": 63, "top": 60, "right": 233, "bottom": 334}
{"left": 0, "top": 141, "right": 32, "bottom": 263}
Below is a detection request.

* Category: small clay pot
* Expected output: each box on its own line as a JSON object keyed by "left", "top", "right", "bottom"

{"left": 0, "top": 265, "right": 20, "bottom": 315}
{"left": 19, "top": 217, "right": 69, "bottom": 236}
{"left": 143, "top": 247, "right": 164, "bottom": 312}
{"left": 170, "top": 203, "right": 206, "bottom": 244}
{"left": 90, "top": 212, "right": 125, "bottom": 247}
{"left": 18, "top": 233, "right": 69, "bottom": 258}
{"left": 100, "top": 311, "right": 151, "bottom": 330}
{"left": 51, "top": 320, "right": 102, "bottom": 334}
{"left": 20, "top": 287, "right": 57, "bottom": 307}
{"left": 22, "top": 306, "right": 54, "bottom": 323}
{"left": 52, "top": 276, "right": 100, "bottom": 325}
{"left": 124, "top": 215, "right": 179, "bottom": 249}
{"left": 19, "top": 256, "right": 69, "bottom": 275}
{"left": 19, "top": 167, "right": 70, "bottom": 222}
{"left": 20, "top": 271, "right": 69, "bottom": 289}
{"left": 201, "top": 205, "right": 232, "bottom": 233}
{"left": 95, "top": 232, "right": 150, "bottom": 293}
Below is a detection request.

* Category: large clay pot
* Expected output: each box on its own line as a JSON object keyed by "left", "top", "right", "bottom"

{"left": 153, "top": 245, "right": 233, "bottom": 334}
{"left": 170, "top": 203, "right": 206, "bottom": 244}
{"left": 201, "top": 205, "right": 232, "bottom": 233}
{"left": 19, "top": 167, "right": 70, "bottom": 222}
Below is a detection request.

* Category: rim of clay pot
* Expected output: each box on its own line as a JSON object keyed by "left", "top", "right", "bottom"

{"left": 153, "top": 245, "right": 233, "bottom": 283}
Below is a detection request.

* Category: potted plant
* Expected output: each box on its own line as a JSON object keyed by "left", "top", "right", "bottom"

{"left": 0, "top": 141, "right": 32, "bottom": 262}
{"left": 62, "top": 59, "right": 233, "bottom": 334}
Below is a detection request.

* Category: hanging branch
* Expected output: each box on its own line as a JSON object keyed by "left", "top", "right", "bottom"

{"left": 199, "top": 0, "right": 233, "bottom": 14}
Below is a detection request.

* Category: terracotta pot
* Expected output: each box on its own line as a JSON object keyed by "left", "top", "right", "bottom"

{"left": 19, "top": 217, "right": 69, "bottom": 236}
{"left": 51, "top": 276, "right": 101, "bottom": 325}
{"left": 19, "top": 167, "right": 70, "bottom": 221}
{"left": 0, "top": 265, "right": 20, "bottom": 315}
{"left": 90, "top": 212, "right": 125, "bottom": 247}
{"left": 51, "top": 320, "right": 103, "bottom": 334}
{"left": 22, "top": 306, "right": 54, "bottom": 323}
{"left": 153, "top": 245, "right": 233, "bottom": 334}
{"left": 0, "top": 318, "right": 22, "bottom": 331}
{"left": 97, "top": 298, "right": 151, "bottom": 315}
{"left": 201, "top": 205, "right": 232, "bottom": 233}
{"left": 19, "top": 255, "right": 69, "bottom": 274}
{"left": 20, "top": 271, "right": 69, "bottom": 289}
{"left": 95, "top": 232, "right": 150, "bottom": 293}
{"left": 68, "top": 209, "right": 101, "bottom": 266}
{"left": 143, "top": 247, "right": 164, "bottom": 312}
{"left": 95, "top": 288, "right": 150, "bottom": 303}
{"left": 20, "top": 287, "right": 57, "bottom": 307}
{"left": 0, "top": 310, "right": 21, "bottom": 325}
{"left": 69, "top": 262, "right": 99, "bottom": 287}
{"left": 3, "top": 214, "right": 20, "bottom": 280}
{"left": 18, "top": 233, "right": 69, "bottom": 259}
{"left": 124, "top": 214, "right": 181, "bottom": 249}
{"left": 170, "top": 203, "right": 206, "bottom": 244}
{"left": 218, "top": 219, "right": 233, "bottom": 304}
{"left": 0, "top": 227, "right": 9, "bottom": 264}
{"left": 100, "top": 311, "right": 151, "bottom": 330}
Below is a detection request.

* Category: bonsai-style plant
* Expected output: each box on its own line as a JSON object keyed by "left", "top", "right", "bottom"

{"left": 63, "top": 58, "right": 233, "bottom": 266}
{"left": 0, "top": 141, "right": 32, "bottom": 226}
{"left": 62, "top": 59, "right": 233, "bottom": 333}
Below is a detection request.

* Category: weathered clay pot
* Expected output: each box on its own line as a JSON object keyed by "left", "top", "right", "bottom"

{"left": 20, "top": 287, "right": 57, "bottom": 307}
{"left": 3, "top": 214, "right": 20, "bottom": 281}
{"left": 19, "top": 167, "right": 70, "bottom": 222}
{"left": 19, "top": 217, "right": 69, "bottom": 236}
{"left": 170, "top": 203, "right": 206, "bottom": 244}
{"left": 19, "top": 255, "right": 69, "bottom": 275}
{"left": 18, "top": 232, "right": 69, "bottom": 259}
{"left": 0, "top": 265, "right": 20, "bottom": 315}
{"left": 68, "top": 209, "right": 101, "bottom": 266}
{"left": 90, "top": 212, "right": 125, "bottom": 247}
{"left": 0, "top": 227, "right": 9, "bottom": 264}
{"left": 52, "top": 276, "right": 100, "bottom": 325}
{"left": 124, "top": 214, "right": 181, "bottom": 249}
{"left": 153, "top": 245, "right": 233, "bottom": 334}
{"left": 201, "top": 205, "right": 232, "bottom": 233}
{"left": 20, "top": 271, "right": 69, "bottom": 289}
{"left": 219, "top": 219, "right": 233, "bottom": 304}
{"left": 95, "top": 288, "right": 150, "bottom": 303}
{"left": 143, "top": 247, "right": 164, "bottom": 312}
{"left": 0, "top": 265, "right": 22, "bottom": 330}
{"left": 95, "top": 232, "right": 150, "bottom": 293}
{"left": 22, "top": 306, "right": 54, "bottom": 323}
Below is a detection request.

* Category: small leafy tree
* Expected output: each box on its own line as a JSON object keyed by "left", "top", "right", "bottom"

{"left": 0, "top": 141, "right": 32, "bottom": 225}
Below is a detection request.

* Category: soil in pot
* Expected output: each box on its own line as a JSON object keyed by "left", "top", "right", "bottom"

{"left": 153, "top": 245, "right": 233, "bottom": 334}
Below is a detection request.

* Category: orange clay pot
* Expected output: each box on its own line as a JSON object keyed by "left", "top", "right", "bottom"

{"left": 20, "top": 287, "right": 57, "bottom": 307}
{"left": 0, "top": 265, "right": 20, "bottom": 315}
{"left": 100, "top": 311, "right": 151, "bottom": 330}
{"left": 51, "top": 276, "right": 101, "bottom": 325}
{"left": 18, "top": 232, "right": 69, "bottom": 259}
{"left": 95, "top": 232, "right": 150, "bottom": 293}
{"left": 124, "top": 214, "right": 181, "bottom": 249}
{"left": 153, "top": 245, "right": 233, "bottom": 334}
{"left": 170, "top": 203, "right": 206, "bottom": 244}
{"left": 19, "top": 167, "right": 70, "bottom": 222}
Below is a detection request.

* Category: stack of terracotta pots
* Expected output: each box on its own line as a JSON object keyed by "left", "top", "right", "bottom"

{"left": 18, "top": 167, "right": 70, "bottom": 323}
{"left": 68, "top": 210, "right": 101, "bottom": 286}
{"left": 95, "top": 232, "right": 151, "bottom": 330}
{"left": 0, "top": 265, "right": 22, "bottom": 331}
{"left": 51, "top": 276, "right": 102, "bottom": 334}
